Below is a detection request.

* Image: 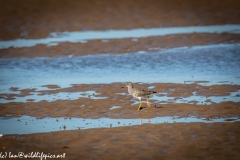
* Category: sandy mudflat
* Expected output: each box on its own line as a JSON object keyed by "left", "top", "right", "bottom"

{"left": 1, "top": 83, "right": 240, "bottom": 118}
{"left": 1, "top": 123, "right": 240, "bottom": 160}
{"left": 1, "top": 0, "right": 240, "bottom": 40}
{"left": 1, "top": 0, "right": 240, "bottom": 159}
{"left": 0, "top": 83, "right": 240, "bottom": 159}
{"left": 1, "top": 33, "right": 240, "bottom": 58}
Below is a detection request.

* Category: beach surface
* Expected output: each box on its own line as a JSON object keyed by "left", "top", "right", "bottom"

{"left": 0, "top": 0, "right": 240, "bottom": 159}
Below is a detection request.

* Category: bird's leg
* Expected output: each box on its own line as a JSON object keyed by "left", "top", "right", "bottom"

{"left": 138, "top": 100, "right": 142, "bottom": 110}
{"left": 146, "top": 99, "right": 151, "bottom": 107}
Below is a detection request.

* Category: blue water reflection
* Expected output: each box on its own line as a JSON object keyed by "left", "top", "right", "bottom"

{"left": 0, "top": 24, "right": 240, "bottom": 49}
{"left": 0, "top": 44, "right": 239, "bottom": 93}
{"left": 0, "top": 115, "right": 239, "bottom": 134}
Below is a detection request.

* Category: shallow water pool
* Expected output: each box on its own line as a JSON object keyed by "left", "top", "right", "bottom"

{"left": 0, "top": 115, "right": 239, "bottom": 134}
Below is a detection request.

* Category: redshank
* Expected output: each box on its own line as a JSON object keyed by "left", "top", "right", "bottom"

{"left": 126, "top": 82, "right": 156, "bottom": 110}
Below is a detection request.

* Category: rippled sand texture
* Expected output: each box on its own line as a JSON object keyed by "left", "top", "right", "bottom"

{"left": 1, "top": 83, "right": 240, "bottom": 119}
{"left": 1, "top": 0, "right": 240, "bottom": 160}
{"left": 1, "top": 123, "right": 240, "bottom": 160}
{"left": 1, "top": 0, "right": 240, "bottom": 40}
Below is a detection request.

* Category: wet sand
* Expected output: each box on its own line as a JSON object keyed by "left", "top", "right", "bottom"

{"left": 1, "top": 123, "right": 240, "bottom": 160}
{"left": 1, "top": 0, "right": 240, "bottom": 40}
{"left": 1, "top": 83, "right": 240, "bottom": 119}
{"left": 1, "top": 83, "right": 240, "bottom": 159}
{"left": 1, "top": 0, "right": 240, "bottom": 159}
{"left": 1, "top": 33, "right": 240, "bottom": 58}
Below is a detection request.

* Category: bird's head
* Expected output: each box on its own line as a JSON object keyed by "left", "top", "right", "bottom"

{"left": 126, "top": 82, "right": 133, "bottom": 88}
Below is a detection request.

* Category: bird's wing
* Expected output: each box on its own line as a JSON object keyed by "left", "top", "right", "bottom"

{"left": 133, "top": 88, "right": 150, "bottom": 97}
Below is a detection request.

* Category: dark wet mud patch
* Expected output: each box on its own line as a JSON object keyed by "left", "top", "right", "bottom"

{"left": 41, "top": 84, "right": 60, "bottom": 89}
